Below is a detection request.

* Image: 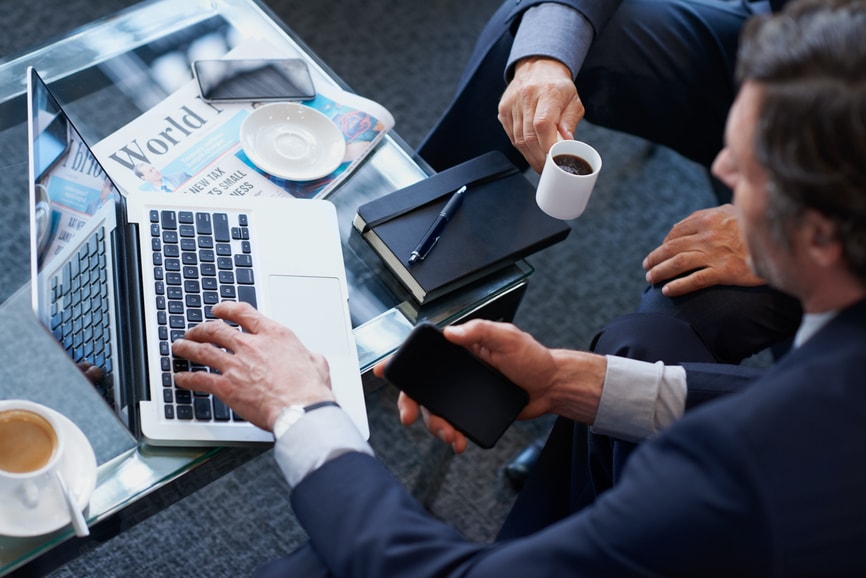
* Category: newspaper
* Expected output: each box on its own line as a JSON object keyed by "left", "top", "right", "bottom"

{"left": 92, "top": 49, "right": 394, "bottom": 201}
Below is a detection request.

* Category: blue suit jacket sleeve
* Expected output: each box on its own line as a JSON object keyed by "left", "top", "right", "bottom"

{"left": 681, "top": 361, "right": 765, "bottom": 410}
{"left": 291, "top": 452, "right": 487, "bottom": 577}
{"left": 290, "top": 418, "right": 770, "bottom": 577}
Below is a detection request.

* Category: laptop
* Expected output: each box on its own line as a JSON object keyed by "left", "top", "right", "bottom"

{"left": 26, "top": 67, "right": 369, "bottom": 446}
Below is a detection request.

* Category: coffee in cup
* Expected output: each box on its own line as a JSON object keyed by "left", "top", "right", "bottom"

{"left": 535, "top": 140, "right": 602, "bottom": 220}
{"left": 0, "top": 408, "right": 59, "bottom": 473}
{"left": 553, "top": 153, "right": 593, "bottom": 176}
{"left": 0, "top": 400, "right": 64, "bottom": 510}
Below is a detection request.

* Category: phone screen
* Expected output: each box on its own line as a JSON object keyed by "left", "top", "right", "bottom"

{"left": 383, "top": 323, "right": 528, "bottom": 449}
{"left": 193, "top": 59, "right": 316, "bottom": 102}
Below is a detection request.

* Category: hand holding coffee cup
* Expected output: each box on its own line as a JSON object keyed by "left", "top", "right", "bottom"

{"left": 535, "top": 140, "right": 602, "bottom": 220}
{"left": 0, "top": 400, "right": 64, "bottom": 510}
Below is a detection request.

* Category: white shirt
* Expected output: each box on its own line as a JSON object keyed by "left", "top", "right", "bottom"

{"left": 794, "top": 310, "right": 836, "bottom": 348}
{"left": 591, "top": 357, "right": 686, "bottom": 442}
{"left": 274, "top": 404, "right": 372, "bottom": 488}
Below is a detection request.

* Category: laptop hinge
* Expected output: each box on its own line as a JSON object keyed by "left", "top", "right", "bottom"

{"left": 111, "top": 212, "right": 148, "bottom": 439}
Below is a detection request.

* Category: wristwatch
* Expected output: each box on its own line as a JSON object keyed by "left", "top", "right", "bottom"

{"left": 272, "top": 400, "right": 340, "bottom": 439}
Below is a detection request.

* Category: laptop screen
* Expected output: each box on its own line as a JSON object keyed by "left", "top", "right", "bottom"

{"left": 27, "top": 67, "right": 129, "bottom": 426}
{"left": 27, "top": 70, "right": 120, "bottom": 272}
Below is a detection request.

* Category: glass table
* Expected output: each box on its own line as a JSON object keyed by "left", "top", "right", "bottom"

{"left": 0, "top": 0, "right": 531, "bottom": 574}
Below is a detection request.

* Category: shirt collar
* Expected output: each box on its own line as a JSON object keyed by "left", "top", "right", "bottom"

{"left": 794, "top": 310, "right": 838, "bottom": 348}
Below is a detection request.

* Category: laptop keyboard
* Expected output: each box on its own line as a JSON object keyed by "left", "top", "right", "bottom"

{"left": 150, "top": 209, "right": 257, "bottom": 422}
{"left": 49, "top": 226, "right": 116, "bottom": 410}
{"left": 48, "top": 210, "right": 258, "bottom": 425}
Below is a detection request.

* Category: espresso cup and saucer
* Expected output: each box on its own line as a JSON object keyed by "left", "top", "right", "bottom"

{"left": 0, "top": 400, "right": 97, "bottom": 538}
{"left": 535, "top": 139, "right": 602, "bottom": 220}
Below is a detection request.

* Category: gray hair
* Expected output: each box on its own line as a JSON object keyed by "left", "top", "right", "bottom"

{"left": 737, "top": 0, "right": 866, "bottom": 284}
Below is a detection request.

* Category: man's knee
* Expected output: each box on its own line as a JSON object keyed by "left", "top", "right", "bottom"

{"left": 590, "top": 310, "right": 716, "bottom": 364}
{"left": 638, "top": 283, "right": 802, "bottom": 364}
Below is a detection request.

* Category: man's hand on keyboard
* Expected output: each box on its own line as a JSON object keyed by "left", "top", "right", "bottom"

{"left": 171, "top": 301, "right": 336, "bottom": 431}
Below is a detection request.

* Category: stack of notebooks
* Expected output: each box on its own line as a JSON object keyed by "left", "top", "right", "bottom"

{"left": 353, "top": 151, "right": 571, "bottom": 304}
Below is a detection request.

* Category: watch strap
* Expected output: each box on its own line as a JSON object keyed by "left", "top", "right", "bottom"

{"left": 302, "top": 400, "right": 341, "bottom": 413}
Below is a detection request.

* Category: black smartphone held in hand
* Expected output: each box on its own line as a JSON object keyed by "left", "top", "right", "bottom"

{"left": 383, "top": 323, "right": 529, "bottom": 449}
{"left": 192, "top": 58, "right": 316, "bottom": 103}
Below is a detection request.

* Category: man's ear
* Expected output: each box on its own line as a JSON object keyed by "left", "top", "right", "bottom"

{"left": 802, "top": 210, "right": 842, "bottom": 266}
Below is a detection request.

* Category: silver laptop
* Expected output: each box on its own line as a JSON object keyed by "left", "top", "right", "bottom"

{"left": 27, "top": 67, "right": 369, "bottom": 446}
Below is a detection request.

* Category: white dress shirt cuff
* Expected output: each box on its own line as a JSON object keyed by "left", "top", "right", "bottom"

{"left": 591, "top": 356, "right": 687, "bottom": 442}
{"left": 507, "top": 3, "right": 593, "bottom": 81}
{"left": 273, "top": 405, "right": 374, "bottom": 489}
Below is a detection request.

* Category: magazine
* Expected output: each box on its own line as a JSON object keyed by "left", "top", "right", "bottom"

{"left": 92, "top": 45, "right": 395, "bottom": 201}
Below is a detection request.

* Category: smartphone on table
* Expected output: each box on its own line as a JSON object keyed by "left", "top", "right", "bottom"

{"left": 192, "top": 58, "right": 316, "bottom": 103}
{"left": 383, "top": 323, "right": 529, "bottom": 449}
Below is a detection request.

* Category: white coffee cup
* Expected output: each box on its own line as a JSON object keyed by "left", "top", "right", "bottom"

{"left": 0, "top": 400, "right": 65, "bottom": 511}
{"left": 535, "top": 140, "right": 602, "bottom": 220}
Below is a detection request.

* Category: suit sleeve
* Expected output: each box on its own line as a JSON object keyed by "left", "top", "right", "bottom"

{"left": 590, "top": 356, "right": 765, "bottom": 442}
{"left": 681, "top": 361, "right": 765, "bottom": 410}
{"left": 290, "top": 408, "right": 772, "bottom": 577}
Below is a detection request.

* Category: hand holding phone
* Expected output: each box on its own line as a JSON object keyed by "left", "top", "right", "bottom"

{"left": 383, "top": 323, "right": 528, "bottom": 449}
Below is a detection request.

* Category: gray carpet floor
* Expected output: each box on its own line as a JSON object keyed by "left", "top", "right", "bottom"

{"left": 3, "top": 1, "right": 716, "bottom": 575}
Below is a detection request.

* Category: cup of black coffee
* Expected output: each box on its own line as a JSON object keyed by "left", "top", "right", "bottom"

{"left": 536, "top": 140, "right": 602, "bottom": 220}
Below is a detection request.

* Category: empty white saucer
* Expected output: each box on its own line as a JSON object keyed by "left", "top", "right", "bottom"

{"left": 0, "top": 407, "right": 97, "bottom": 538}
{"left": 240, "top": 102, "right": 346, "bottom": 181}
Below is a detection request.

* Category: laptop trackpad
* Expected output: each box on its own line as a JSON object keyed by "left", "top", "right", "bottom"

{"left": 267, "top": 275, "right": 351, "bottom": 357}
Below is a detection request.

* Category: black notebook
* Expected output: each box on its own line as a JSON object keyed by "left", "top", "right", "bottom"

{"left": 353, "top": 151, "right": 571, "bottom": 303}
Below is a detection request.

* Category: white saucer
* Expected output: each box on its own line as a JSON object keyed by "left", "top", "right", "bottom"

{"left": 240, "top": 102, "right": 346, "bottom": 181}
{"left": 0, "top": 408, "right": 97, "bottom": 538}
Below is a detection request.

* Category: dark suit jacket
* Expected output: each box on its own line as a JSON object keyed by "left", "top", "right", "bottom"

{"left": 288, "top": 299, "right": 866, "bottom": 577}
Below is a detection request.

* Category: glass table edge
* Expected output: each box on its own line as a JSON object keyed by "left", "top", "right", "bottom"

{"left": 0, "top": 0, "right": 536, "bottom": 570}
{"left": 0, "top": 445, "right": 218, "bottom": 575}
